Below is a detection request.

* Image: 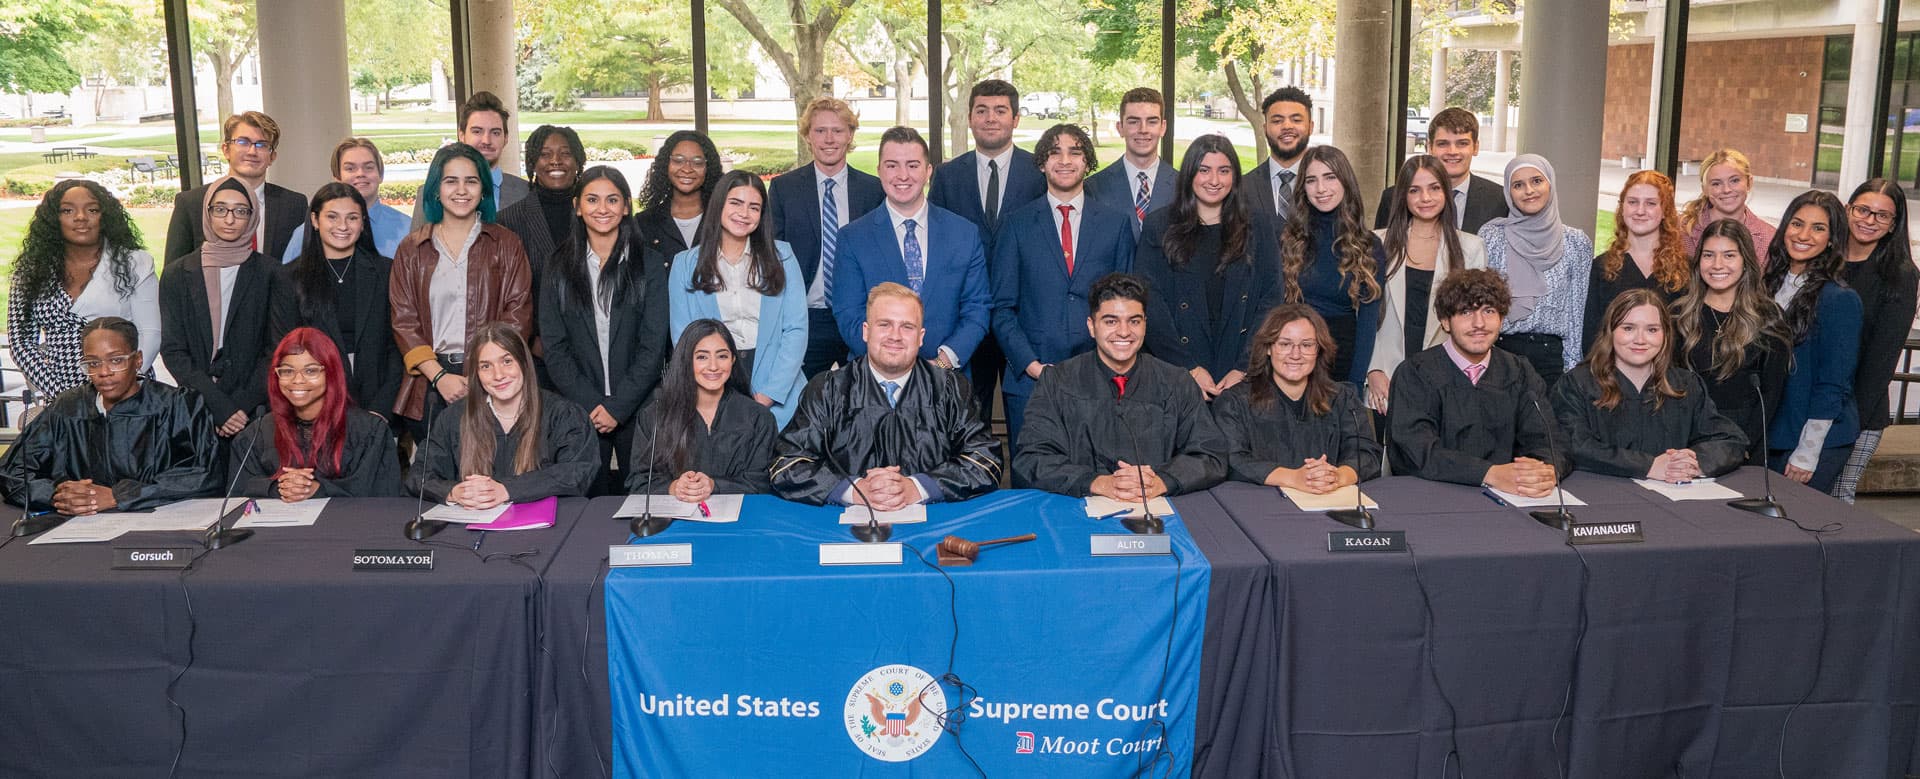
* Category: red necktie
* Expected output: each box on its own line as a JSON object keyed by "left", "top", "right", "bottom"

{"left": 1058, "top": 204, "right": 1075, "bottom": 275}
{"left": 1112, "top": 375, "right": 1127, "bottom": 398}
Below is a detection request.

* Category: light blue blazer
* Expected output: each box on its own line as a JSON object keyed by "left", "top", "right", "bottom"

{"left": 668, "top": 240, "right": 809, "bottom": 428}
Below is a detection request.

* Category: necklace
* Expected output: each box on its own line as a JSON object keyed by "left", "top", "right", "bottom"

{"left": 326, "top": 255, "right": 354, "bottom": 284}
{"left": 486, "top": 396, "right": 521, "bottom": 429}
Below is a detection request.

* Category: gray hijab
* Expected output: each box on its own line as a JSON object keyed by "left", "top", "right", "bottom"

{"left": 1486, "top": 154, "right": 1566, "bottom": 320}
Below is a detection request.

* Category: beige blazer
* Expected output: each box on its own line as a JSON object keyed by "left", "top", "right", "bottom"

{"left": 1367, "top": 229, "right": 1487, "bottom": 400}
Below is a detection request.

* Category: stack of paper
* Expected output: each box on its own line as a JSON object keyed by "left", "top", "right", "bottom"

{"left": 1084, "top": 495, "right": 1174, "bottom": 519}
{"left": 29, "top": 499, "right": 230, "bottom": 545}
{"left": 1482, "top": 486, "right": 1587, "bottom": 508}
{"left": 234, "top": 498, "right": 330, "bottom": 528}
{"left": 421, "top": 503, "right": 509, "bottom": 524}
{"left": 1633, "top": 478, "right": 1743, "bottom": 501}
{"left": 1282, "top": 485, "right": 1378, "bottom": 511}
{"left": 614, "top": 494, "right": 744, "bottom": 523}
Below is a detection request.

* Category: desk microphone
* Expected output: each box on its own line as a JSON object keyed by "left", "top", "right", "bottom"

{"left": 406, "top": 396, "right": 448, "bottom": 541}
{"left": 1326, "top": 401, "right": 1375, "bottom": 530}
{"left": 1727, "top": 373, "right": 1787, "bottom": 518}
{"left": 1114, "top": 387, "right": 1163, "bottom": 535}
{"left": 817, "top": 439, "right": 889, "bottom": 543}
{"left": 7, "top": 468, "right": 64, "bottom": 538}
{"left": 630, "top": 405, "right": 674, "bottom": 538}
{"left": 1526, "top": 393, "right": 1574, "bottom": 531}
{"left": 207, "top": 427, "right": 258, "bottom": 549}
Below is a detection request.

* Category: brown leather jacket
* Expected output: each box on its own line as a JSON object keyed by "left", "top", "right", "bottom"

{"left": 389, "top": 222, "right": 533, "bottom": 420}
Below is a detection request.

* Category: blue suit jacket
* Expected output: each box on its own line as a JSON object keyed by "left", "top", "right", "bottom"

{"left": 1769, "top": 282, "right": 1863, "bottom": 449}
{"left": 831, "top": 204, "right": 991, "bottom": 367}
{"left": 765, "top": 164, "right": 884, "bottom": 288}
{"left": 1084, "top": 159, "right": 1177, "bottom": 236}
{"left": 992, "top": 196, "right": 1136, "bottom": 398}
{"left": 668, "top": 241, "right": 811, "bottom": 428}
{"left": 928, "top": 148, "right": 1046, "bottom": 251}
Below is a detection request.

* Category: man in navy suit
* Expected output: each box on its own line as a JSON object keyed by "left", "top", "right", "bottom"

{"left": 833, "top": 127, "right": 991, "bottom": 376}
{"left": 1241, "top": 86, "right": 1314, "bottom": 229}
{"left": 767, "top": 97, "right": 885, "bottom": 377}
{"left": 1085, "top": 87, "right": 1177, "bottom": 237}
{"left": 1372, "top": 107, "right": 1508, "bottom": 234}
{"left": 929, "top": 79, "right": 1047, "bottom": 429}
{"left": 994, "top": 124, "right": 1136, "bottom": 448}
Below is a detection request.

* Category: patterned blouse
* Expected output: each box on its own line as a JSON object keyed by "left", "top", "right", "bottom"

{"left": 1478, "top": 224, "right": 1595, "bottom": 372}
{"left": 6, "top": 246, "right": 162, "bottom": 397}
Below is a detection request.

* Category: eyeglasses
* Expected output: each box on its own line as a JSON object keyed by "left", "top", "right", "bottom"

{"left": 208, "top": 205, "right": 254, "bottom": 220}
{"left": 1849, "top": 203, "right": 1896, "bottom": 225}
{"left": 1272, "top": 340, "right": 1317, "bottom": 355}
{"left": 225, "top": 138, "right": 272, "bottom": 151}
{"left": 275, "top": 365, "right": 326, "bottom": 382}
{"left": 670, "top": 155, "right": 708, "bottom": 168}
{"left": 80, "top": 354, "right": 137, "bottom": 375}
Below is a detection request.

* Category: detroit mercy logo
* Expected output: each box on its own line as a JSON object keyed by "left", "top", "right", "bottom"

{"left": 843, "top": 664, "right": 947, "bottom": 761}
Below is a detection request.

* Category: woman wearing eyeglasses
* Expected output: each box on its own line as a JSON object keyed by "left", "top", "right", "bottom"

{"left": 635, "top": 130, "right": 722, "bottom": 271}
{"left": 0, "top": 317, "right": 220, "bottom": 515}
{"left": 1831, "top": 179, "right": 1919, "bottom": 502}
{"left": 231, "top": 328, "right": 402, "bottom": 501}
{"left": 158, "top": 175, "right": 283, "bottom": 440}
{"left": 1213, "top": 304, "right": 1381, "bottom": 492}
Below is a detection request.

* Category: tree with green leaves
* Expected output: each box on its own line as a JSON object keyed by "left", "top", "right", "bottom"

{"left": 710, "top": 0, "right": 859, "bottom": 162}
{"left": 0, "top": 2, "right": 111, "bottom": 117}
{"left": 347, "top": 0, "right": 445, "bottom": 113}
{"left": 191, "top": 0, "right": 256, "bottom": 123}
{"left": 522, "top": 0, "right": 688, "bottom": 120}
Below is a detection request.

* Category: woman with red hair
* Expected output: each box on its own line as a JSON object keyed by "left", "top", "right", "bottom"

{"left": 1584, "top": 170, "right": 1690, "bottom": 345}
{"left": 232, "top": 327, "right": 402, "bottom": 500}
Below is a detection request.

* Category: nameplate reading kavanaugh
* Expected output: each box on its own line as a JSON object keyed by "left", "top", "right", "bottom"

{"left": 1566, "top": 520, "right": 1645, "bottom": 545}
{"left": 112, "top": 546, "right": 197, "bottom": 570}
{"left": 1326, "top": 530, "right": 1407, "bottom": 553}
{"left": 1090, "top": 534, "right": 1172, "bottom": 556}
{"left": 353, "top": 549, "right": 435, "bottom": 571}
{"left": 819, "top": 543, "right": 903, "bottom": 566}
{"left": 610, "top": 543, "right": 692, "bottom": 567}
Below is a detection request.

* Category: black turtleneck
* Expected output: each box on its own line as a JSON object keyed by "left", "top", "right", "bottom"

{"left": 535, "top": 184, "right": 573, "bottom": 247}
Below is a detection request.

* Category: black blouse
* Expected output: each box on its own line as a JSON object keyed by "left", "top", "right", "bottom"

{"left": 1403, "top": 267, "right": 1433, "bottom": 357}
{"left": 626, "top": 389, "right": 777, "bottom": 494}
{"left": 1676, "top": 306, "right": 1789, "bottom": 465}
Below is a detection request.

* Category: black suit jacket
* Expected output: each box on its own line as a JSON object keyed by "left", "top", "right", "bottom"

{"left": 267, "top": 248, "right": 403, "bottom": 420}
{"left": 634, "top": 206, "right": 697, "bottom": 272}
{"left": 766, "top": 164, "right": 885, "bottom": 287}
{"left": 928, "top": 148, "right": 1047, "bottom": 252}
{"left": 158, "top": 251, "right": 280, "bottom": 422}
{"left": 164, "top": 182, "right": 307, "bottom": 263}
{"left": 1373, "top": 174, "right": 1507, "bottom": 234}
{"left": 536, "top": 252, "right": 671, "bottom": 426}
{"left": 1135, "top": 208, "right": 1283, "bottom": 378}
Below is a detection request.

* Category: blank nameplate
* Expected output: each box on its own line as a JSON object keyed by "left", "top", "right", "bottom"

{"left": 112, "top": 546, "right": 196, "bottom": 570}
{"left": 1566, "top": 520, "right": 1644, "bottom": 545}
{"left": 819, "top": 543, "right": 903, "bottom": 566}
{"left": 1090, "top": 534, "right": 1171, "bottom": 556}
{"left": 1326, "top": 530, "right": 1407, "bottom": 553}
{"left": 611, "top": 543, "right": 692, "bottom": 567}
{"left": 353, "top": 549, "right": 435, "bottom": 571}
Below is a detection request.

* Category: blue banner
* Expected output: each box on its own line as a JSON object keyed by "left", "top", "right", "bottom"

{"left": 605, "top": 490, "right": 1210, "bottom": 776}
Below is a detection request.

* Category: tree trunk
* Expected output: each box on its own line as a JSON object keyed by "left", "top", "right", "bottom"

{"left": 209, "top": 45, "right": 237, "bottom": 124}
{"left": 892, "top": 54, "right": 911, "bottom": 127}
{"left": 646, "top": 74, "right": 663, "bottom": 121}
{"left": 1223, "top": 60, "right": 1264, "bottom": 147}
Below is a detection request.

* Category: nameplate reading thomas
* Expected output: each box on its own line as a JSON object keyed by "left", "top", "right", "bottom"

{"left": 112, "top": 546, "right": 196, "bottom": 570}
{"left": 1326, "top": 530, "right": 1407, "bottom": 553}
{"left": 1566, "top": 520, "right": 1644, "bottom": 545}
{"left": 353, "top": 549, "right": 435, "bottom": 571}
{"left": 1090, "top": 534, "right": 1171, "bottom": 556}
{"left": 610, "top": 543, "right": 692, "bottom": 567}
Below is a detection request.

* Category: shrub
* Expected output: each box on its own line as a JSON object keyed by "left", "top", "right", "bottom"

{"left": 378, "top": 181, "right": 418, "bottom": 206}
{"left": 2, "top": 177, "right": 52, "bottom": 198}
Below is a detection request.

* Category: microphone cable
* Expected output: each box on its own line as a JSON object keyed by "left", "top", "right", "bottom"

{"left": 903, "top": 537, "right": 985, "bottom": 777}
{"left": 1774, "top": 511, "right": 1840, "bottom": 779}
{"left": 1406, "top": 544, "right": 1463, "bottom": 778}
{"left": 164, "top": 542, "right": 217, "bottom": 779}
{"left": 1115, "top": 393, "right": 1182, "bottom": 779}
{"left": 1550, "top": 540, "right": 1593, "bottom": 779}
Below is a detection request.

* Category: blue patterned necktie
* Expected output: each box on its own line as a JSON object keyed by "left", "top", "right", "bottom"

{"left": 821, "top": 178, "right": 839, "bottom": 305}
{"left": 1134, "top": 171, "right": 1150, "bottom": 224}
{"left": 882, "top": 380, "right": 900, "bottom": 408}
{"left": 902, "top": 218, "right": 924, "bottom": 293}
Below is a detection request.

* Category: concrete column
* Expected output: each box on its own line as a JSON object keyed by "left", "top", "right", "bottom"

{"left": 1518, "top": 0, "right": 1608, "bottom": 236}
{"left": 1492, "top": 49, "right": 1513, "bottom": 153}
{"left": 1429, "top": 41, "right": 1448, "bottom": 115}
{"left": 257, "top": 0, "right": 350, "bottom": 197}
{"left": 1838, "top": 0, "right": 1884, "bottom": 193}
{"left": 1334, "top": 0, "right": 1393, "bottom": 191}
{"left": 1642, "top": 17, "right": 1664, "bottom": 167}
{"left": 467, "top": 0, "right": 521, "bottom": 177}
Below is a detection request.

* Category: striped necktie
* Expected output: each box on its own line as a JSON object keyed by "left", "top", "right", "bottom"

{"left": 821, "top": 178, "right": 839, "bottom": 305}
{"left": 1134, "top": 171, "right": 1150, "bottom": 223}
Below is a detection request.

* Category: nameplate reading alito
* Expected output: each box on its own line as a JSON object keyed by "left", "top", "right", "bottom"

{"left": 611, "top": 543, "right": 692, "bottom": 567}
{"left": 112, "top": 546, "right": 196, "bottom": 570}
{"left": 1326, "top": 530, "right": 1407, "bottom": 553}
{"left": 1090, "top": 534, "right": 1171, "bottom": 556}
{"left": 1566, "top": 520, "right": 1644, "bottom": 545}
{"left": 353, "top": 549, "right": 435, "bottom": 571}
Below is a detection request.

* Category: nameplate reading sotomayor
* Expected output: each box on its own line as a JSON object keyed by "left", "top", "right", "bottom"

{"left": 112, "top": 546, "right": 196, "bottom": 570}
{"left": 1326, "top": 530, "right": 1407, "bottom": 553}
{"left": 352, "top": 549, "right": 435, "bottom": 571}
{"left": 1566, "top": 520, "right": 1644, "bottom": 545}
{"left": 611, "top": 543, "right": 692, "bottom": 567}
{"left": 1090, "top": 534, "right": 1171, "bottom": 556}
{"left": 819, "top": 543, "right": 903, "bottom": 566}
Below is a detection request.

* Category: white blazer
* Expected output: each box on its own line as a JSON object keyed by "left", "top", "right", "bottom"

{"left": 1367, "top": 228, "right": 1487, "bottom": 396}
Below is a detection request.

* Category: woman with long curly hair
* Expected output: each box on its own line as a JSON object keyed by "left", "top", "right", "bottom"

{"left": 1762, "top": 189, "right": 1862, "bottom": 492}
{"left": 635, "top": 129, "right": 723, "bottom": 270}
{"left": 1831, "top": 178, "right": 1919, "bottom": 502}
{"left": 1585, "top": 170, "right": 1690, "bottom": 344}
{"left": 231, "top": 327, "right": 401, "bottom": 500}
{"left": 7, "top": 180, "right": 161, "bottom": 397}
{"left": 1551, "top": 289, "right": 1747, "bottom": 483}
{"left": 1213, "top": 303, "right": 1380, "bottom": 493}
{"left": 1670, "top": 219, "right": 1791, "bottom": 466}
{"left": 1279, "top": 145, "right": 1382, "bottom": 388}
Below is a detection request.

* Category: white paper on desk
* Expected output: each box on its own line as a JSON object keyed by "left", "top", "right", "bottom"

{"left": 421, "top": 503, "right": 509, "bottom": 524}
{"left": 685, "top": 494, "right": 743, "bottom": 523}
{"left": 1084, "top": 495, "right": 1175, "bottom": 519}
{"left": 124, "top": 499, "right": 232, "bottom": 531}
{"left": 1483, "top": 486, "right": 1588, "bottom": 508}
{"left": 1282, "top": 485, "right": 1379, "bottom": 511}
{"left": 234, "top": 497, "right": 329, "bottom": 528}
{"left": 613, "top": 494, "right": 699, "bottom": 519}
{"left": 1633, "top": 478, "right": 1743, "bottom": 501}
{"left": 28, "top": 515, "right": 135, "bottom": 544}
{"left": 838, "top": 504, "right": 927, "bottom": 525}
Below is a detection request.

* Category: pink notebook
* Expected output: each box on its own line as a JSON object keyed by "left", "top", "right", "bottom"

{"left": 466, "top": 496, "right": 557, "bottom": 532}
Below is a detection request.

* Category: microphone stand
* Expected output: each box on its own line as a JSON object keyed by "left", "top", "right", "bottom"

{"left": 1326, "top": 401, "right": 1375, "bottom": 530}
{"left": 630, "top": 405, "right": 674, "bottom": 538}
{"left": 207, "top": 426, "right": 259, "bottom": 549}
{"left": 1115, "top": 389, "right": 1164, "bottom": 535}
{"left": 1727, "top": 373, "right": 1787, "bottom": 517}
{"left": 1526, "top": 394, "right": 1574, "bottom": 531}
{"left": 405, "top": 391, "right": 448, "bottom": 541}
{"left": 7, "top": 468, "right": 65, "bottom": 538}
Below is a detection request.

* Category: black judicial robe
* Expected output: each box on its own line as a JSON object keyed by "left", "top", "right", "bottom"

{"left": 1386, "top": 344, "right": 1569, "bottom": 485}
{"left": 0, "top": 381, "right": 220, "bottom": 511}
{"left": 409, "top": 389, "right": 599, "bottom": 503}
{"left": 1549, "top": 362, "right": 1749, "bottom": 479}
{"left": 1212, "top": 379, "right": 1382, "bottom": 485}
{"left": 770, "top": 358, "right": 1002, "bottom": 505}
{"left": 627, "top": 389, "right": 777, "bottom": 495}
{"left": 1013, "top": 351, "right": 1227, "bottom": 496}
{"left": 230, "top": 410, "right": 404, "bottom": 499}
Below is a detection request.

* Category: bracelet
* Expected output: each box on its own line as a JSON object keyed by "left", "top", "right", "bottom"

{"left": 427, "top": 368, "right": 446, "bottom": 384}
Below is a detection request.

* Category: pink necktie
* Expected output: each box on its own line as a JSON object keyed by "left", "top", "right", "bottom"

{"left": 1464, "top": 363, "right": 1485, "bottom": 386}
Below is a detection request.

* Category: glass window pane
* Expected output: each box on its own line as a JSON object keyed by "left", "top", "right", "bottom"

{"left": 344, "top": 0, "right": 452, "bottom": 215}
{"left": 1169, "top": 0, "right": 1316, "bottom": 173}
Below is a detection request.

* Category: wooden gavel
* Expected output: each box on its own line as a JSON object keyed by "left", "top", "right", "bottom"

{"left": 937, "top": 533, "right": 1037, "bottom": 566}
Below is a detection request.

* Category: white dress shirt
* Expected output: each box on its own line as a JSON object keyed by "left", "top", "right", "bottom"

{"left": 974, "top": 147, "right": 1016, "bottom": 216}
{"left": 807, "top": 164, "right": 851, "bottom": 309}
{"left": 714, "top": 248, "right": 763, "bottom": 349}
{"left": 584, "top": 248, "right": 616, "bottom": 393}
{"left": 1046, "top": 191, "right": 1085, "bottom": 261}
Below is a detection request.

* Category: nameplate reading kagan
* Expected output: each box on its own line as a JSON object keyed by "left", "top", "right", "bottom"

{"left": 352, "top": 549, "right": 435, "bottom": 571}
{"left": 610, "top": 543, "right": 692, "bottom": 567}
{"left": 1566, "top": 520, "right": 1644, "bottom": 545}
{"left": 1326, "top": 530, "right": 1407, "bottom": 553}
{"left": 112, "top": 546, "right": 196, "bottom": 570}
{"left": 1090, "top": 534, "right": 1171, "bottom": 556}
